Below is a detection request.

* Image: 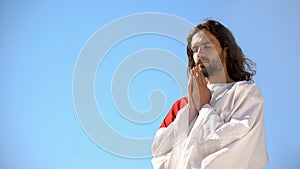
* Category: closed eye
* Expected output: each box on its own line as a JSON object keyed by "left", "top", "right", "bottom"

{"left": 191, "top": 47, "right": 199, "bottom": 53}
{"left": 204, "top": 43, "right": 214, "bottom": 48}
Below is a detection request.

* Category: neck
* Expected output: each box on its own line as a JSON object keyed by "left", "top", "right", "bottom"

{"left": 207, "top": 69, "right": 234, "bottom": 84}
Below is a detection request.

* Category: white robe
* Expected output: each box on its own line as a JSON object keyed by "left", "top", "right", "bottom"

{"left": 152, "top": 81, "right": 268, "bottom": 169}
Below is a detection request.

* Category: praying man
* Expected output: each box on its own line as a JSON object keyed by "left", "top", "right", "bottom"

{"left": 152, "top": 20, "right": 269, "bottom": 169}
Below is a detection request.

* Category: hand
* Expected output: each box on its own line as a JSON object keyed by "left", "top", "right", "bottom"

{"left": 188, "top": 66, "right": 211, "bottom": 117}
{"left": 188, "top": 73, "right": 199, "bottom": 124}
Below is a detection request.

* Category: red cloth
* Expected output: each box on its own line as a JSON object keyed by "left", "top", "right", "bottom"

{"left": 159, "top": 97, "right": 188, "bottom": 128}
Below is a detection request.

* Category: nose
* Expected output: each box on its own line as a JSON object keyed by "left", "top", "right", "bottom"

{"left": 195, "top": 47, "right": 201, "bottom": 55}
{"left": 195, "top": 47, "right": 205, "bottom": 59}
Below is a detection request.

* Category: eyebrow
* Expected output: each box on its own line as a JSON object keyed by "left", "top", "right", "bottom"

{"left": 191, "top": 40, "right": 213, "bottom": 48}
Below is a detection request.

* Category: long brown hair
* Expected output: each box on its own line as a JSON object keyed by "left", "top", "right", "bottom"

{"left": 186, "top": 20, "right": 256, "bottom": 81}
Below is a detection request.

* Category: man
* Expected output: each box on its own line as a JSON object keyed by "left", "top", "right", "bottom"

{"left": 152, "top": 20, "right": 268, "bottom": 169}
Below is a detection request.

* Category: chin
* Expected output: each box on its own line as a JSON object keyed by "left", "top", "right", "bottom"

{"left": 203, "top": 71, "right": 209, "bottom": 78}
{"left": 200, "top": 65, "right": 209, "bottom": 77}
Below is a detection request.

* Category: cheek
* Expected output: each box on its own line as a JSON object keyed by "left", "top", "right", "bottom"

{"left": 207, "top": 50, "right": 221, "bottom": 61}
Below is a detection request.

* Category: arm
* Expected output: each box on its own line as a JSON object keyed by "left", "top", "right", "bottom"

{"left": 151, "top": 98, "right": 190, "bottom": 169}
{"left": 152, "top": 67, "right": 211, "bottom": 169}
{"left": 151, "top": 105, "right": 190, "bottom": 166}
{"left": 184, "top": 82, "right": 268, "bottom": 169}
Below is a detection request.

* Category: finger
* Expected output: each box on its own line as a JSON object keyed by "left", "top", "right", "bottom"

{"left": 196, "top": 66, "right": 205, "bottom": 80}
{"left": 188, "top": 76, "right": 195, "bottom": 107}
{"left": 194, "top": 70, "right": 206, "bottom": 88}
{"left": 188, "top": 75, "right": 193, "bottom": 90}
{"left": 199, "top": 70, "right": 207, "bottom": 84}
{"left": 189, "top": 73, "right": 197, "bottom": 92}
{"left": 192, "top": 67, "right": 196, "bottom": 76}
{"left": 194, "top": 66, "right": 199, "bottom": 77}
{"left": 191, "top": 76, "right": 200, "bottom": 93}
{"left": 193, "top": 66, "right": 202, "bottom": 81}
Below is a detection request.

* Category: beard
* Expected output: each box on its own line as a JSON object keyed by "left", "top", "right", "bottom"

{"left": 199, "top": 64, "right": 209, "bottom": 77}
{"left": 197, "top": 51, "right": 225, "bottom": 78}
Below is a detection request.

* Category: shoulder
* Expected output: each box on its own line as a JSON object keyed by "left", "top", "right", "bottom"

{"left": 159, "top": 97, "right": 188, "bottom": 128}
{"left": 174, "top": 97, "right": 188, "bottom": 109}
{"left": 234, "top": 80, "right": 261, "bottom": 92}
{"left": 233, "top": 80, "right": 264, "bottom": 101}
{"left": 168, "top": 97, "right": 188, "bottom": 117}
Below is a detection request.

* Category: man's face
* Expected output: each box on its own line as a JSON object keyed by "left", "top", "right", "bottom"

{"left": 191, "top": 29, "right": 225, "bottom": 77}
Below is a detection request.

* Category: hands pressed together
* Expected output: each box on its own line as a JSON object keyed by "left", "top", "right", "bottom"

{"left": 188, "top": 66, "right": 211, "bottom": 124}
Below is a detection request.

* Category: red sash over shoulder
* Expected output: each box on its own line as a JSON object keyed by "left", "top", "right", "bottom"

{"left": 159, "top": 97, "right": 188, "bottom": 128}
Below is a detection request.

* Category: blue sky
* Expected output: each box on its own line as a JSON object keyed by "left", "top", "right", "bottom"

{"left": 1, "top": 0, "right": 300, "bottom": 168}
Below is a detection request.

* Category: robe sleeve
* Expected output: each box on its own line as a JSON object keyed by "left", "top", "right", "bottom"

{"left": 160, "top": 97, "right": 188, "bottom": 128}
{"left": 152, "top": 82, "right": 268, "bottom": 169}
{"left": 183, "top": 82, "right": 268, "bottom": 169}
{"left": 151, "top": 98, "right": 189, "bottom": 168}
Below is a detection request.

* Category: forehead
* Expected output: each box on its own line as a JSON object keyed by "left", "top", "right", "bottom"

{"left": 191, "top": 29, "right": 219, "bottom": 46}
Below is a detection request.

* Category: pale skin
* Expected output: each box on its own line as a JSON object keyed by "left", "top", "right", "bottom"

{"left": 188, "top": 30, "right": 234, "bottom": 124}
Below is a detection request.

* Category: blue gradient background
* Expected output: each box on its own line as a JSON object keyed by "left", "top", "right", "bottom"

{"left": 2, "top": 0, "right": 300, "bottom": 168}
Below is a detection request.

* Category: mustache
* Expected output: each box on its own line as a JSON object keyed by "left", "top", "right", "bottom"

{"left": 194, "top": 60, "right": 209, "bottom": 78}
{"left": 195, "top": 57, "right": 208, "bottom": 65}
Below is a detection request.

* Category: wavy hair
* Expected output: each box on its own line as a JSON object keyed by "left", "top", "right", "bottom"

{"left": 186, "top": 20, "right": 256, "bottom": 81}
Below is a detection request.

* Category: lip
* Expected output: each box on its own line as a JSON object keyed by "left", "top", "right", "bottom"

{"left": 198, "top": 60, "right": 207, "bottom": 65}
